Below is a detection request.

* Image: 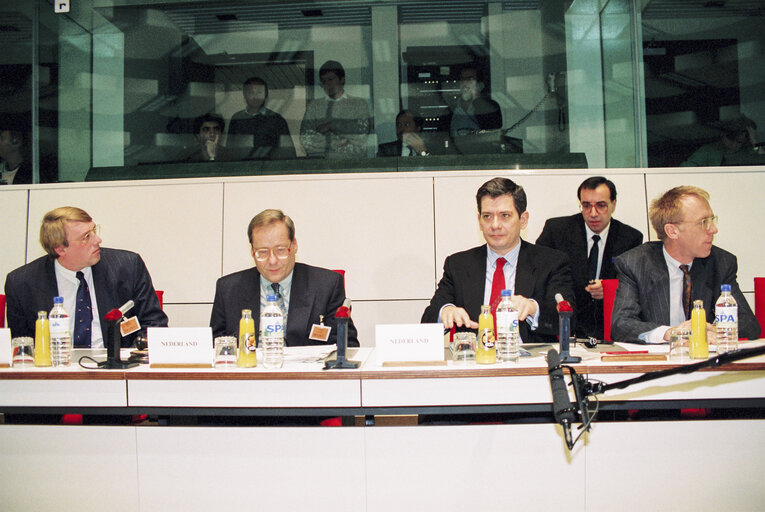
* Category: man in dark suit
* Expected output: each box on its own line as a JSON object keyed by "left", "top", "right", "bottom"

{"left": 536, "top": 176, "right": 643, "bottom": 339}
{"left": 612, "top": 186, "right": 759, "bottom": 343}
{"left": 441, "top": 65, "right": 503, "bottom": 139}
{"left": 210, "top": 209, "right": 358, "bottom": 346}
{"left": 378, "top": 110, "right": 431, "bottom": 157}
{"left": 421, "top": 177, "right": 574, "bottom": 343}
{"left": 4, "top": 207, "right": 167, "bottom": 346}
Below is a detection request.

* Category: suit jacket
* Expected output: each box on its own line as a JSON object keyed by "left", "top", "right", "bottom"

{"left": 4, "top": 248, "right": 168, "bottom": 345}
{"left": 377, "top": 140, "right": 404, "bottom": 157}
{"left": 420, "top": 240, "right": 575, "bottom": 343}
{"left": 440, "top": 96, "right": 503, "bottom": 134}
{"left": 209, "top": 263, "right": 359, "bottom": 347}
{"left": 611, "top": 241, "right": 760, "bottom": 342}
{"left": 536, "top": 214, "right": 643, "bottom": 338}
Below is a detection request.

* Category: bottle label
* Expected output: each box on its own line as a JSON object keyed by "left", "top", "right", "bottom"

{"left": 715, "top": 306, "right": 737, "bottom": 325}
{"left": 261, "top": 319, "right": 284, "bottom": 338}
{"left": 479, "top": 328, "right": 495, "bottom": 350}
{"left": 496, "top": 310, "right": 519, "bottom": 333}
{"left": 244, "top": 333, "right": 257, "bottom": 352}
{"left": 49, "top": 318, "right": 70, "bottom": 336}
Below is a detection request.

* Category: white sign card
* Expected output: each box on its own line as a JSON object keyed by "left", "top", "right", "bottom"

{"left": 0, "top": 329, "right": 11, "bottom": 366}
{"left": 375, "top": 323, "right": 444, "bottom": 365}
{"left": 148, "top": 327, "right": 213, "bottom": 367}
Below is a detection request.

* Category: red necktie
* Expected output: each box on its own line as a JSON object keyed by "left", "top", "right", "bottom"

{"left": 490, "top": 257, "right": 507, "bottom": 322}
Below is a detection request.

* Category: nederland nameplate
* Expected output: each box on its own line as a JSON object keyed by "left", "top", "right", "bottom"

{"left": 148, "top": 327, "right": 213, "bottom": 368}
{"left": 375, "top": 323, "right": 444, "bottom": 366}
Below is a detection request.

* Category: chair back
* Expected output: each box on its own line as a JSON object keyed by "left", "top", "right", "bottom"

{"left": 0, "top": 294, "right": 5, "bottom": 328}
{"left": 155, "top": 290, "right": 164, "bottom": 310}
{"left": 601, "top": 279, "right": 619, "bottom": 341}
{"left": 755, "top": 278, "right": 765, "bottom": 336}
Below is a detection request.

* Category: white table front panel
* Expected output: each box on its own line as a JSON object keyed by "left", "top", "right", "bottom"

{"left": 0, "top": 378, "right": 126, "bottom": 407}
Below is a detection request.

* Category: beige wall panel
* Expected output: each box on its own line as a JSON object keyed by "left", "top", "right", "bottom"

{"left": 222, "top": 175, "right": 435, "bottom": 300}
{"left": 163, "top": 302, "right": 213, "bottom": 328}
{"left": 26, "top": 183, "right": 223, "bottom": 302}
{"left": 645, "top": 170, "right": 765, "bottom": 292}
{"left": 0, "top": 425, "right": 139, "bottom": 512}
{"left": 433, "top": 171, "right": 649, "bottom": 286}
{"left": 351, "top": 298, "right": 431, "bottom": 347}
{"left": 586, "top": 420, "right": 765, "bottom": 511}
{"left": 0, "top": 189, "right": 28, "bottom": 295}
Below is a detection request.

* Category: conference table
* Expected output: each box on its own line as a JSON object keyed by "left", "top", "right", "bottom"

{"left": 2, "top": 342, "right": 764, "bottom": 512}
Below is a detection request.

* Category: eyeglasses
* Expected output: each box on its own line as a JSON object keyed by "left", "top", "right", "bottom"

{"left": 580, "top": 201, "right": 610, "bottom": 213}
{"left": 70, "top": 224, "right": 100, "bottom": 246}
{"left": 677, "top": 215, "right": 718, "bottom": 231}
{"left": 253, "top": 245, "right": 291, "bottom": 262}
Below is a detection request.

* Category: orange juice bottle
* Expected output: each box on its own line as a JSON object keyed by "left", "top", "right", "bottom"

{"left": 689, "top": 300, "right": 709, "bottom": 359}
{"left": 476, "top": 305, "right": 496, "bottom": 364}
{"left": 34, "top": 311, "right": 52, "bottom": 367}
{"left": 237, "top": 309, "right": 257, "bottom": 367}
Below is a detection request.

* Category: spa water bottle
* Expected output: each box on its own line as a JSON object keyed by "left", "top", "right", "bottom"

{"left": 49, "top": 296, "right": 72, "bottom": 366}
{"left": 715, "top": 284, "right": 738, "bottom": 354}
{"left": 260, "top": 295, "right": 284, "bottom": 369}
{"left": 495, "top": 290, "right": 520, "bottom": 362}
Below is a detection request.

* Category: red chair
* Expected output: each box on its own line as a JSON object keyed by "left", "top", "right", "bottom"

{"left": 0, "top": 294, "right": 5, "bottom": 328}
{"left": 155, "top": 290, "right": 164, "bottom": 310}
{"left": 601, "top": 279, "right": 619, "bottom": 341}
{"left": 755, "top": 278, "right": 765, "bottom": 336}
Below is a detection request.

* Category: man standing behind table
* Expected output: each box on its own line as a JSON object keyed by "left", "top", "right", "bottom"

{"left": 227, "top": 76, "right": 296, "bottom": 160}
{"left": 536, "top": 176, "right": 643, "bottom": 339}
{"left": 611, "top": 186, "right": 760, "bottom": 343}
{"left": 210, "top": 209, "right": 358, "bottom": 346}
{"left": 300, "top": 60, "right": 371, "bottom": 158}
{"left": 421, "top": 177, "right": 575, "bottom": 343}
{"left": 4, "top": 207, "right": 168, "bottom": 347}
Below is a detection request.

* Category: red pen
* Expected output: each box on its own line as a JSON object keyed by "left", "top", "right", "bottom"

{"left": 604, "top": 350, "right": 649, "bottom": 355}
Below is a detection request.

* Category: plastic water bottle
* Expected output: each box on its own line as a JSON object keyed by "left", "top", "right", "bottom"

{"left": 260, "top": 294, "right": 285, "bottom": 369}
{"left": 49, "top": 296, "right": 72, "bottom": 367}
{"left": 715, "top": 284, "right": 738, "bottom": 354}
{"left": 495, "top": 289, "right": 520, "bottom": 362}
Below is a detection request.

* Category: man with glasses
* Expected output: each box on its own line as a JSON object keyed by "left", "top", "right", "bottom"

{"left": 611, "top": 186, "right": 759, "bottom": 343}
{"left": 536, "top": 176, "right": 643, "bottom": 339}
{"left": 4, "top": 206, "right": 167, "bottom": 347}
{"left": 210, "top": 209, "right": 358, "bottom": 346}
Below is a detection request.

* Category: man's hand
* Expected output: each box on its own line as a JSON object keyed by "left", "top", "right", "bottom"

{"left": 205, "top": 138, "right": 219, "bottom": 160}
{"left": 663, "top": 320, "right": 716, "bottom": 341}
{"left": 402, "top": 132, "right": 427, "bottom": 154}
{"left": 585, "top": 279, "right": 604, "bottom": 300}
{"left": 441, "top": 305, "right": 478, "bottom": 330}
{"left": 316, "top": 122, "right": 332, "bottom": 135}
{"left": 511, "top": 295, "right": 537, "bottom": 322}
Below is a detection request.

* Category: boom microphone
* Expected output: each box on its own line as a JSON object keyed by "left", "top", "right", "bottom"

{"left": 548, "top": 348, "right": 575, "bottom": 447}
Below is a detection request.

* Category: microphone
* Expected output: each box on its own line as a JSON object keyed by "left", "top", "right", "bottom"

{"left": 118, "top": 300, "right": 135, "bottom": 316}
{"left": 547, "top": 348, "right": 575, "bottom": 448}
{"left": 324, "top": 298, "right": 359, "bottom": 369}
{"left": 554, "top": 293, "right": 580, "bottom": 363}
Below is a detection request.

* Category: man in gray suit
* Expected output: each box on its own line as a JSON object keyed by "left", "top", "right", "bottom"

{"left": 611, "top": 186, "right": 759, "bottom": 343}
{"left": 210, "top": 209, "right": 358, "bottom": 346}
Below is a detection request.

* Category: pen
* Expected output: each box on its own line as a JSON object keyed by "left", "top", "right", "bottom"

{"left": 604, "top": 350, "right": 649, "bottom": 355}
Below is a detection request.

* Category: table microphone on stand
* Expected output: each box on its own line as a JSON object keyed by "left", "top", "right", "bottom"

{"left": 555, "top": 293, "right": 580, "bottom": 363}
{"left": 98, "top": 300, "right": 138, "bottom": 369}
{"left": 324, "top": 299, "right": 359, "bottom": 369}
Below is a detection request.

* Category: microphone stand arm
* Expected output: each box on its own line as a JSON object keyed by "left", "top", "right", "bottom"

{"left": 584, "top": 345, "right": 765, "bottom": 396}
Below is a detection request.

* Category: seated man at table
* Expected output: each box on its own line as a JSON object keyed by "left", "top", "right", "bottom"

{"left": 611, "top": 186, "right": 760, "bottom": 343}
{"left": 421, "top": 177, "right": 575, "bottom": 343}
{"left": 536, "top": 176, "right": 643, "bottom": 339}
{"left": 210, "top": 209, "right": 358, "bottom": 346}
{"left": 4, "top": 206, "right": 168, "bottom": 347}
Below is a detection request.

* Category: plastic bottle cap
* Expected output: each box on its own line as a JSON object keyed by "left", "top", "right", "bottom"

{"left": 501, "top": 289, "right": 512, "bottom": 297}
{"left": 53, "top": 296, "right": 64, "bottom": 303}
{"left": 266, "top": 294, "right": 277, "bottom": 302}
{"left": 721, "top": 284, "right": 731, "bottom": 292}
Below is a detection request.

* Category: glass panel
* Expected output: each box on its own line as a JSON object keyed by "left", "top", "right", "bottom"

{"left": 641, "top": 0, "right": 765, "bottom": 167}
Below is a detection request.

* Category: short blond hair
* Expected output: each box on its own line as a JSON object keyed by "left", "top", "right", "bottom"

{"left": 649, "top": 186, "right": 710, "bottom": 241}
{"left": 247, "top": 209, "right": 295, "bottom": 244}
{"left": 39, "top": 206, "right": 93, "bottom": 257}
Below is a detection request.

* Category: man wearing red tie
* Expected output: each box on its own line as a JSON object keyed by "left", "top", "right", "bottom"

{"left": 421, "top": 177, "right": 575, "bottom": 343}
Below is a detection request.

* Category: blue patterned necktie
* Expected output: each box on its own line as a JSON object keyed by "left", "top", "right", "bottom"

{"left": 271, "top": 283, "right": 288, "bottom": 324}
{"left": 74, "top": 271, "right": 93, "bottom": 348}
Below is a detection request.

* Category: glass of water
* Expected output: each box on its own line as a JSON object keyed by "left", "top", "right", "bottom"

{"left": 453, "top": 332, "right": 476, "bottom": 363}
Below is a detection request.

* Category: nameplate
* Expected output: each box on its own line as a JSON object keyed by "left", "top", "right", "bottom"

{"left": 0, "top": 329, "right": 10, "bottom": 367}
{"left": 148, "top": 327, "right": 213, "bottom": 368}
{"left": 375, "top": 324, "right": 444, "bottom": 366}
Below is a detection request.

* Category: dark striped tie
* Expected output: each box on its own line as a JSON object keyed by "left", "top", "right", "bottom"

{"left": 680, "top": 264, "right": 692, "bottom": 320}
{"left": 74, "top": 271, "right": 93, "bottom": 348}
